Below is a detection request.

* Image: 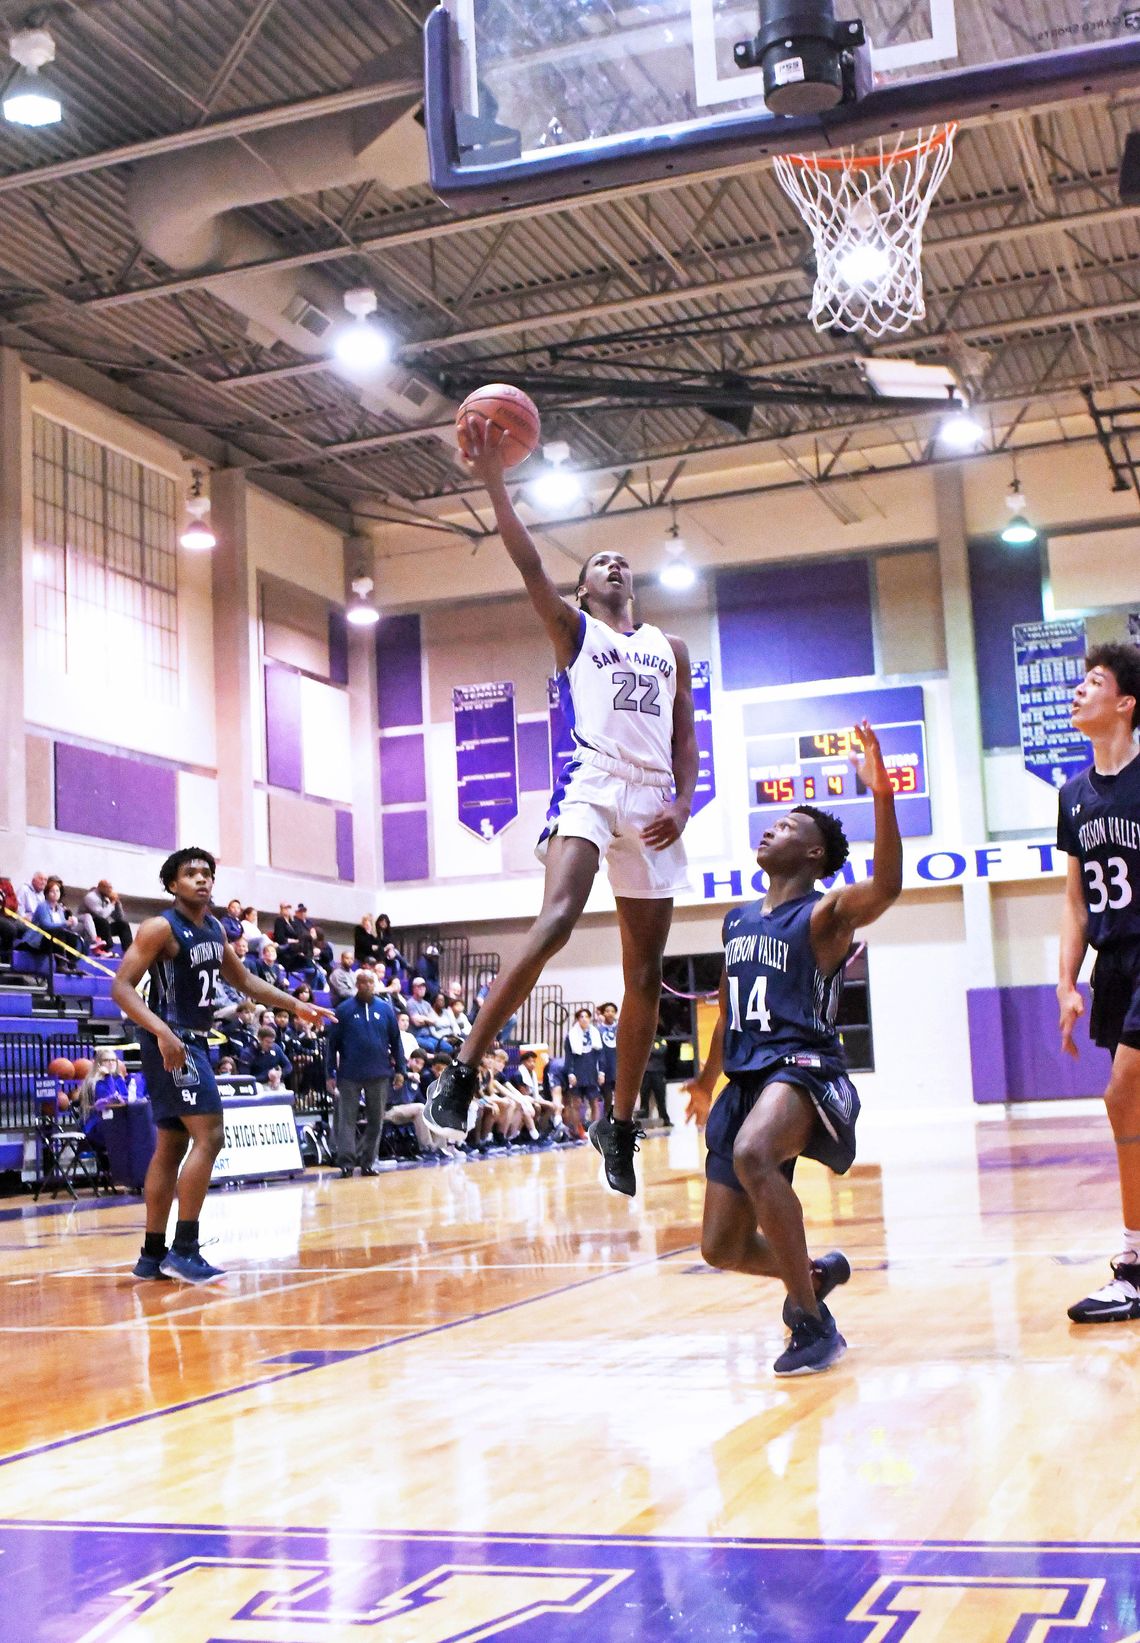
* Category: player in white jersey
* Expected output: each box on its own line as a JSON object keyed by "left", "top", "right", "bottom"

{"left": 425, "top": 418, "right": 698, "bottom": 1196}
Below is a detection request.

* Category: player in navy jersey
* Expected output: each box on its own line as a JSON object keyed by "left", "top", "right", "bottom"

{"left": 111, "top": 847, "right": 333, "bottom": 1283}
{"left": 684, "top": 722, "right": 902, "bottom": 1375}
{"left": 1054, "top": 644, "right": 1140, "bottom": 1323}
{"left": 424, "top": 418, "right": 698, "bottom": 1197}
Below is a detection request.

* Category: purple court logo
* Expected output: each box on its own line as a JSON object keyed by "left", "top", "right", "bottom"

{"left": 4, "top": 1523, "right": 1140, "bottom": 1641}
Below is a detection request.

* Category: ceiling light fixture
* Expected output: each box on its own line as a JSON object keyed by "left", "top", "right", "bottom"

{"left": 4, "top": 27, "right": 62, "bottom": 126}
{"left": 179, "top": 470, "right": 216, "bottom": 551}
{"left": 347, "top": 574, "right": 380, "bottom": 627}
{"left": 529, "top": 441, "right": 582, "bottom": 511}
{"left": 659, "top": 509, "right": 697, "bottom": 592}
{"left": 1000, "top": 471, "right": 1039, "bottom": 546}
{"left": 937, "top": 406, "right": 986, "bottom": 450}
{"left": 333, "top": 288, "right": 391, "bottom": 376}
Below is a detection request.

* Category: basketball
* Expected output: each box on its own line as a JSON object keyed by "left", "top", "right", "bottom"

{"left": 72, "top": 1057, "right": 93, "bottom": 1079}
{"left": 456, "top": 384, "right": 540, "bottom": 468}
{"left": 47, "top": 1057, "right": 76, "bottom": 1080}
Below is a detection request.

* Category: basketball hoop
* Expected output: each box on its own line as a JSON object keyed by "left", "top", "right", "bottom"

{"left": 773, "top": 124, "right": 957, "bottom": 338}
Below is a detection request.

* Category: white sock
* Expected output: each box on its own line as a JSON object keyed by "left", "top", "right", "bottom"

{"left": 1121, "top": 1230, "right": 1140, "bottom": 1261}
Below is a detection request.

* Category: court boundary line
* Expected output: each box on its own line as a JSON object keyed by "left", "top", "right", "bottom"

{"left": 0, "top": 1240, "right": 698, "bottom": 1471}
{"left": 1, "top": 1519, "right": 1139, "bottom": 1555}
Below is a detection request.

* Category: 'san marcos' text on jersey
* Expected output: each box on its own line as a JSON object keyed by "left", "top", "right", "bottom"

{"left": 1057, "top": 752, "right": 1140, "bottom": 950}
{"left": 721, "top": 893, "right": 844, "bottom": 1073}
{"left": 589, "top": 644, "right": 674, "bottom": 680}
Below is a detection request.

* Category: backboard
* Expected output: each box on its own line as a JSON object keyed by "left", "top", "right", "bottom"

{"left": 424, "top": 0, "right": 1140, "bottom": 208}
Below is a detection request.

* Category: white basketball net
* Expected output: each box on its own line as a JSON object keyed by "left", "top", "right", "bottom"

{"left": 773, "top": 125, "right": 957, "bottom": 338}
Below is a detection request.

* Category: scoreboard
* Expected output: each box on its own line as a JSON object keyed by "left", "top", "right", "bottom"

{"left": 744, "top": 686, "right": 932, "bottom": 846}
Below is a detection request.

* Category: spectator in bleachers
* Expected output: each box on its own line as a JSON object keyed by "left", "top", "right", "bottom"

{"left": 511, "top": 1050, "right": 561, "bottom": 1139}
{"left": 224, "top": 1001, "right": 259, "bottom": 1068}
{"left": 417, "top": 943, "right": 442, "bottom": 992}
{"left": 259, "top": 1063, "right": 287, "bottom": 1097}
{"left": 443, "top": 987, "right": 474, "bottom": 1040}
{"left": 325, "top": 966, "right": 405, "bottom": 1177}
{"left": 379, "top": 943, "right": 408, "bottom": 1001}
{"left": 273, "top": 1005, "right": 301, "bottom": 1057}
{"left": 491, "top": 1047, "right": 541, "bottom": 1143}
{"left": 434, "top": 990, "right": 468, "bottom": 1050}
{"left": 21, "top": 876, "right": 88, "bottom": 972}
{"left": 216, "top": 1055, "right": 237, "bottom": 1076}
{"left": 293, "top": 981, "right": 314, "bottom": 1006}
{"left": 273, "top": 902, "right": 312, "bottom": 974}
{"left": 404, "top": 1047, "right": 426, "bottom": 1095}
{"left": 0, "top": 875, "right": 18, "bottom": 961}
{"left": 249, "top": 1026, "right": 292, "bottom": 1084}
{"left": 79, "top": 880, "right": 132, "bottom": 953}
{"left": 77, "top": 1047, "right": 129, "bottom": 1115}
{"left": 328, "top": 950, "right": 356, "bottom": 1001}
{"left": 564, "top": 1007, "right": 604, "bottom": 1127}
{"left": 353, "top": 913, "right": 383, "bottom": 965}
{"left": 310, "top": 925, "right": 334, "bottom": 977}
{"left": 408, "top": 976, "right": 447, "bottom": 1052}
{"left": 220, "top": 898, "right": 244, "bottom": 943}
{"left": 212, "top": 966, "right": 244, "bottom": 1021}
{"left": 17, "top": 871, "right": 46, "bottom": 923}
{"left": 239, "top": 906, "right": 264, "bottom": 952}
{"left": 396, "top": 1009, "right": 419, "bottom": 1066}
{"left": 248, "top": 941, "right": 287, "bottom": 989}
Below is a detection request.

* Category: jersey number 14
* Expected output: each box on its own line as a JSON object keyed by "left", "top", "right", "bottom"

{"left": 728, "top": 974, "right": 772, "bottom": 1034}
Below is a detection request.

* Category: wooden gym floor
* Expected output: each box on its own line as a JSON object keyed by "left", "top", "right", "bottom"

{"left": 1, "top": 1104, "right": 1138, "bottom": 1641}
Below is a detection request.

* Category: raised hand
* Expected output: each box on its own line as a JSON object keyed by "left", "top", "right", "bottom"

{"left": 849, "top": 719, "right": 892, "bottom": 797}
{"left": 459, "top": 413, "right": 508, "bottom": 490}
{"left": 295, "top": 1001, "right": 336, "bottom": 1028}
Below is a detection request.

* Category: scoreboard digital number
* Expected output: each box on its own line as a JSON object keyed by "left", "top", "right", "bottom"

{"left": 745, "top": 705, "right": 931, "bottom": 846}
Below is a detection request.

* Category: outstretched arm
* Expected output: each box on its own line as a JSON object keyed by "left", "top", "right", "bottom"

{"left": 1057, "top": 854, "right": 1088, "bottom": 1058}
{"left": 642, "top": 637, "right": 697, "bottom": 851}
{"left": 462, "top": 417, "right": 583, "bottom": 670}
{"left": 810, "top": 720, "right": 903, "bottom": 975}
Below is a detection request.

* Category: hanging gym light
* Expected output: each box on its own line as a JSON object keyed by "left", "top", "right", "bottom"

{"left": 179, "top": 471, "right": 216, "bottom": 551}
{"left": 3, "top": 27, "right": 62, "bottom": 126}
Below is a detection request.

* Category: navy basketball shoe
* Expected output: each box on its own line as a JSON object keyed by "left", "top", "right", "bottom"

{"left": 782, "top": 1250, "right": 851, "bottom": 1327}
{"left": 423, "top": 1060, "right": 479, "bottom": 1140}
{"left": 773, "top": 1304, "right": 847, "bottom": 1376}
{"left": 1067, "top": 1255, "right": 1140, "bottom": 1323}
{"left": 160, "top": 1247, "right": 226, "bottom": 1284}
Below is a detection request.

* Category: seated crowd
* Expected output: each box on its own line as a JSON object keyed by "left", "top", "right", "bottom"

{"left": 1, "top": 880, "right": 672, "bottom": 1174}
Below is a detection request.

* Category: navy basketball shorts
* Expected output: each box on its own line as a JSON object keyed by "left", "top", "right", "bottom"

{"left": 138, "top": 1031, "right": 223, "bottom": 1130}
{"left": 705, "top": 1056, "right": 861, "bottom": 1194}
{"left": 1090, "top": 943, "right": 1140, "bottom": 1056}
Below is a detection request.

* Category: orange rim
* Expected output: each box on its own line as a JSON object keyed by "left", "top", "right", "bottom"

{"left": 780, "top": 122, "right": 958, "bottom": 172}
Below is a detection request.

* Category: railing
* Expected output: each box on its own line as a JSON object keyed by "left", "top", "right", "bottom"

{"left": 0, "top": 1032, "right": 96, "bottom": 1129}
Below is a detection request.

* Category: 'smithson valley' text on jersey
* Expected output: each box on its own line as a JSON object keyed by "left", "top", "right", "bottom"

{"left": 721, "top": 892, "right": 844, "bottom": 1073}
{"left": 1057, "top": 753, "right": 1140, "bottom": 950}
{"left": 556, "top": 610, "right": 678, "bottom": 778}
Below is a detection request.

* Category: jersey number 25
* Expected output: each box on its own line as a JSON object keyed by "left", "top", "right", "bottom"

{"left": 728, "top": 974, "right": 772, "bottom": 1033}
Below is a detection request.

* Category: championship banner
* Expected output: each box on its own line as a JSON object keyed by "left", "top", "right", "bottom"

{"left": 453, "top": 681, "right": 519, "bottom": 840}
{"left": 548, "top": 675, "right": 577, "bottom": 787}
{"left": 691, "top": 659, "right": 716, "bottom": 817}
{"left": 1013, "top": 619, "right": 1088, "bottom": 789}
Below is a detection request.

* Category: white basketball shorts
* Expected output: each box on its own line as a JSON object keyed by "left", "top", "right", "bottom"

{"left": 535, "top": 750, "right": 689, "bottom": 900}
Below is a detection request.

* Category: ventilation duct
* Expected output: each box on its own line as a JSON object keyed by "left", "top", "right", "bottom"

{"left": 125, "top": 44, "right": 431, "bottom": 368}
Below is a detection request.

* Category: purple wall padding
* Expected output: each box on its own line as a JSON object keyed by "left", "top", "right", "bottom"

{"left": 380, "top": 733, "right": 427, "bottom": 805}
{"left": 327, "top": 611, "right": 349, "bottom": 686}
{"left": 517, "top": 719, "right": 551, "bottom": 792}
{"left": 375, "top": 614, "right": 423, "bottom": 730}
{"left": 716, "top": 559, "right": 874, "bottom": 690}
{"left": 968, "top": 536, "right": 1045, "bottom": 749}
{"left": 382, "top": 809, "right": 429, "bottom": 882}
{"left": 264, "top": 664, "right": 303, "bottom": 792}
{"left": 968, "top": 984, "right": 1105, "bottom": 1103}
{"left": 54, "top": 742, "right": 176, "bottom": 849}
{"left": 335, "top": 809, "right": 354, "bottom": 882}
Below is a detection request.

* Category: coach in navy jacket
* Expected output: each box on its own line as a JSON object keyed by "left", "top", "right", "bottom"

{"left": 326, "top": 968, "right": 406, "bottom": 1175}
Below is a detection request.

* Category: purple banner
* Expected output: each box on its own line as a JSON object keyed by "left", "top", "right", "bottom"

{"left": 691, "top": 659, "right": 716, "bottom": 818}
{"left": 548, "top": 675, "right": 576, "bottom": 788}
{"left": 454, "top": 682, "right": 519, "bottom": 840}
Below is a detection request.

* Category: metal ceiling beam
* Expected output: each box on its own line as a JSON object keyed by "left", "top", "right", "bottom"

{"left": 0, "top": 77, "right": 421, "bottom": 197}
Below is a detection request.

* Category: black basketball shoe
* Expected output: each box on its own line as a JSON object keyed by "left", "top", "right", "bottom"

{"left": 589, "top": 1112, "right": 644, "bottom": 1197}
{"left": 782, "top": 1250, "right": 852, "bottom": 1328}
{"left": 1067, "top": 1254, "right": 1140, "bottom": 1323}
{"left": 423, "top": 1061, "right": 479, "bottom": 1140}
{"left": 773, "top": 1303, "right": 846, "bottom": 1376}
